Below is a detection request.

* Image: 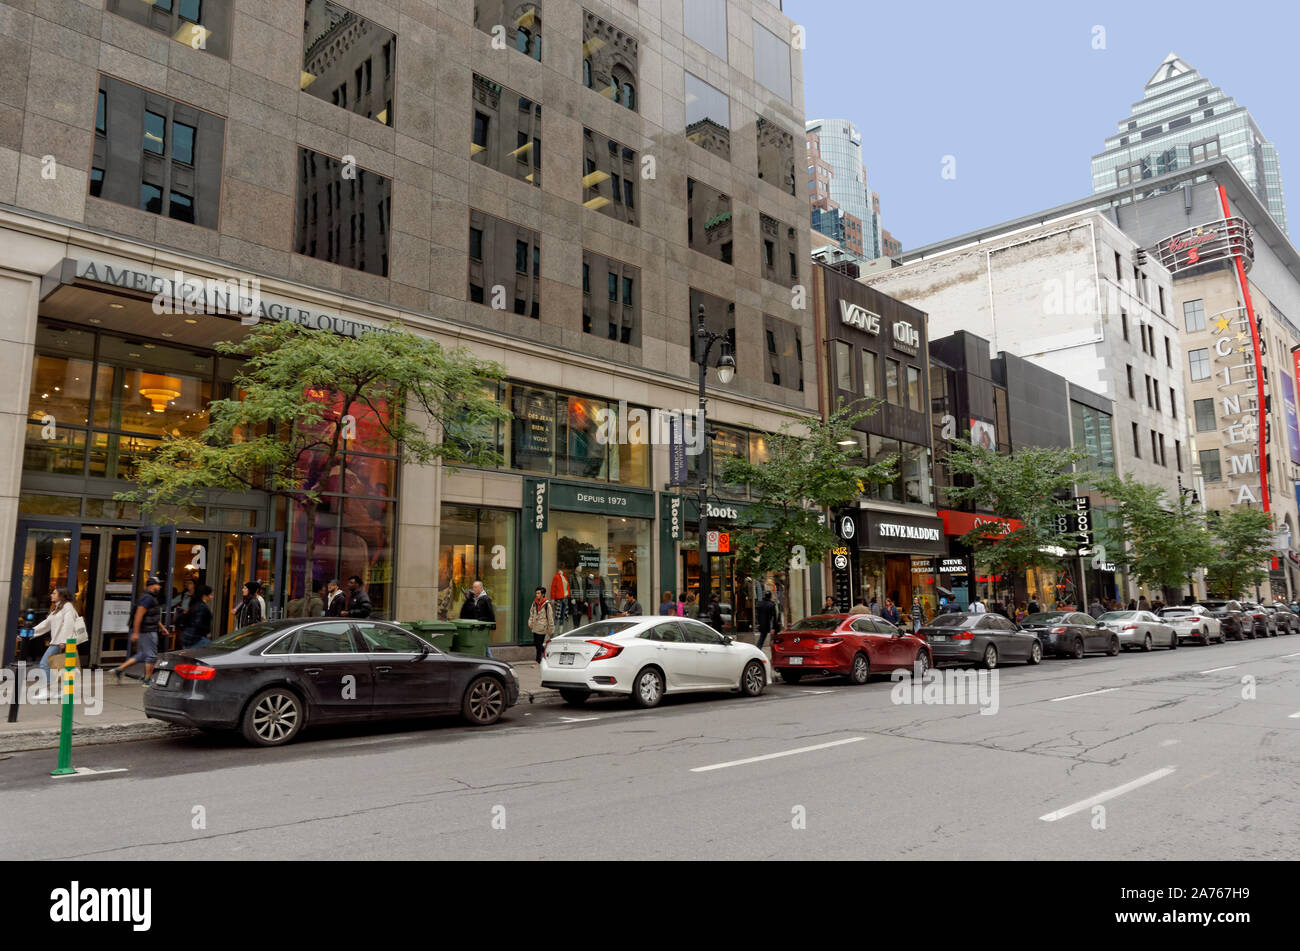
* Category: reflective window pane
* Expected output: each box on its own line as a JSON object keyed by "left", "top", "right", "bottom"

{"left": 683, "top": 0, "right": 727, "bottom": 59}
{"left": 467, "top": 209, "right": 541, "bottom": 318}
{"left": 302, "top": 1, "right": 396, "bottom": 126}
{"left": 581, "top": 128, "right": 637, "bottom": 226}
{"left": 752, "top": 21, "right": 791, "bottom": 102}
{"left": 470, "top": 75, "right": 540, "bottom": 187}
{"left": 687, "top": 177, "right": 732, "bottom": 263}
{"left": 684, "top": 73, "right": 730, "bottom": 160}
{"left": 294, "top": 147, "right": 392, "bottom": 276}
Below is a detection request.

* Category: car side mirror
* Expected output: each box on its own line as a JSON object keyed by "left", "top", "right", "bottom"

{"left": 721, "top": 635, "right": 733, "bottom": 645}
{"left": 417, "top": 643, "right": 430, "bottom": 659}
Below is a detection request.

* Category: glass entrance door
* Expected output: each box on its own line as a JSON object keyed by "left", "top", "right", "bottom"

{"left": 6, "top": 521, "right": 83, "bottom": 663}
{"left": 253, "top": 532, "right": 283, "bottom": 619}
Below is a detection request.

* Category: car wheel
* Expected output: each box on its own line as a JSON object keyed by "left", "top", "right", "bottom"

{"left": 559, "top": 688, "right": 589, "bottom": 707}
{"left": 1142, "top": 634, "right": 1153, "bottom": 652}
{"left": 630, "top": 666, "right": 664, "bottom": 708}
{"left": 1108, "top": 635, "right": 1121, "bottom": 656}
{"left": 240, "top": 687, "right": 304, "bottom": 747}
{"left": 1072, "top": 637, "right": 1086, "bottom": 660}
{"left": 1169, "top": 631, "right": 1177, "bottom": 650}
{"left": 779, "top": 669, "right": 803, "bottom": 685}
{"left": 462, "top": 675, "right": 506, "bottom": 726}
{"left": 1027, "top": 640, "right": 1043, "bottom": 665}
{"left": 980, "top": 644, "right": 999, "bottom": 670}
{"left": 850, "top": 652, "right": 871, "bottom": 685}
{"left": 911, "top": 650, "right": 931, "bottom": 678}
{"left": 740, "top": 660, "right": 766, "bottom": 697}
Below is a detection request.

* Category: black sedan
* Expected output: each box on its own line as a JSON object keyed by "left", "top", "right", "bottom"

{"left": 1200, "top": 599, "right": 1249, "bottom": 640}
{"left": 144, "top": 619, "right": 520, "bottom": 746}
{"left": 1019, "top": 611, "right": 1119, "bottom": 659}
{"left": 917, "top": 612, "right": 1043, "bottom": 668}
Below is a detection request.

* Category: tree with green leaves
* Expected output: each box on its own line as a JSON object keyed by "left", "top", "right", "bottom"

{"left": 119, "top": 320, "right": 509, "bottom": 598}
{"left": 1204, "top": 508, "right": 1275, "bottom": 599}
{"left": 942, "top": 438, "right": 1088, "bottom": 579}
{"left": 1094, "top": 473, "right": 1214, "bottom": 599}
{"left": 716, "top": 401, "right": 897, "bottom": 579}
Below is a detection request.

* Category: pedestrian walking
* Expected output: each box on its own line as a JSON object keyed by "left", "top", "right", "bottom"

{"left": 114, "top": 575, "right": 166, "bottom": 684}
{"left": 31, "top": 587, "right": 80, "bottom": 699}
{"left": 234, "top": 580, "right": 264, "bottom": 629}
{"left": 869, "top": 595, "right": 881, "bottom": 616}
{"left": 755, "top": 591, "right": 777, "bottom": 651}
{"left": 324, "top": 579, "right": 346, "bottom": 617}
{"left": 883, "top": 599, "right": 903, "bottom": 625}
{"left": 676, "top": 592, "right": 687, "bottom": 617}
{"left": 461, "top": 580, "right": 496, "bottom": 627}
{"left": 180, "top": 585, "right": 214, "bottom": 649}
{"left": 705, "top": 596, "right": 724, "bottom": 632}
{"left": 1015, "top": 603, "right": 1028, "bottom": 624}
{"left": 1027, "top": 600, "right": 1040, "bottom": 614}
{"left": 527, "top": 587, "right": 554, "bottom": 663}
{"left": 850, "top": 598, "right": 871, "bottom": 615}
{"left": 658, "top": 591, "right": 677, "bottom": 615}
{"left": 344, "top": 575, "right": 372, "bottom": 618}
{"left": 911, "top": 599, "right": 923, "bottom": 632}
{"left": 684, "top": 593, "right": 700, "bottom": 619}
{"left": 1138, "top": 595, "right": 1150, "bottom": 611}
{"left": 822, "top": 595, "right": 837, "bottom": 612}
{"left": 287, "top": 581, "right": 325, "bottom": 618}
{"left": 970, "top": 596, "right": 987, "bottom": 615}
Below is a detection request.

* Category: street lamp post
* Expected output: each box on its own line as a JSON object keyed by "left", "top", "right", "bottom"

{"left": 694, "top": 303, "right": 735, "bottom": 612}
{"left": 1177, "top": 476, "right": 1200, "bottom": 602}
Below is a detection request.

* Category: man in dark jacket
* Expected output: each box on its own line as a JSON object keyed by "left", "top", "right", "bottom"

{"left": 614, "top": 588, "right": 642, "bottom": 617}
{"left": 705, "top": 597, "right": 724, "bottom": 632}
{"left": 324, "top": 579, "right": 346, "bottom": 617}
{"left": 344, "top": 575, "right": 372, "bottom": 618}
{"left": 754, "top": 591, "right": 777, "bottom": 651}
{"left": 461, "top": 580, "right": 495, "bottom": 627}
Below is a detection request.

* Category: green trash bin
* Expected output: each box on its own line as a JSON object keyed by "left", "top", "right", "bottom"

{"left": 451, "top": 618, "right": 494, "bottom": 657}
{"left": 410, "top": 620, "right": 457, "bottom": 652}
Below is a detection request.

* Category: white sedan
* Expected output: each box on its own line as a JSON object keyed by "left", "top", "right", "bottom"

{"left": 1158, "top": 605, "right": 1224, "bottom": 645}
{"left": 539, "top": 617, "right": 771, "bottom": 708}
{"left": 1098, "top": 610, "right": 1178, "bottom": 651}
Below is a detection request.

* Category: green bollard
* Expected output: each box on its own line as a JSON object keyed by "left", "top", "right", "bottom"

{"left": 50, "top": 636, "right": 77, "bottom": 777}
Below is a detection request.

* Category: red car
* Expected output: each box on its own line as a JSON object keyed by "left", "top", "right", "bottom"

{"left": 771, "top": 614, "right": 933, "bottom": 685}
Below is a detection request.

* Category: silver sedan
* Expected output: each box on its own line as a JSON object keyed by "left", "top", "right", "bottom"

{"left": 1098, "top": 611, "right": 1178, "bottom": 651}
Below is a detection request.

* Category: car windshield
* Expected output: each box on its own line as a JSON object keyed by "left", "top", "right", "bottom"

{"left": 558, "top": 620, "right": 641, "bottom": 639}
{"left": 1023, "top": 613, "right": 1067, "bottom": 624}
{"left": 925, "top": 614, "right": 976, "bottom": 627}
{"left": 205, "top": 622, "right": 281, "bottom": 651}
{"left": 1099, "top": 612, "right": 1135, "bottom": 621}
{"left": 787, "top": 615, "right": 843, "bottom": 630}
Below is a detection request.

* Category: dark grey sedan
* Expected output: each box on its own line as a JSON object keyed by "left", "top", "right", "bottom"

{"left": 1019, "top": 611, "right": 1120, "bottom": 659}
{"left": 918, "top": 612, "right": 1043, "bottom": 669}
{"left": 144, "top": 619, "right": 520, "bottom": 746}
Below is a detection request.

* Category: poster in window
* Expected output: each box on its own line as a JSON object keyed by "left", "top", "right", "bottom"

{"left": 969, "top": 418, "right": 996, "bottom": 452}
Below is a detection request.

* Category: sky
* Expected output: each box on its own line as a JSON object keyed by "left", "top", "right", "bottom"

{"left": 787, "top": 0, "right": 1300, "bottom": 250}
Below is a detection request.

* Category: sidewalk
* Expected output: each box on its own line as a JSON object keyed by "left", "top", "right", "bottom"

{"left": 0, "top": 663, "right": 561, "bottom": 753}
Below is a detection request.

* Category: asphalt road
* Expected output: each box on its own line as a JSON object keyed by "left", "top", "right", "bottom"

{"left": 3, "top": 635, "right": 1297, "bottom": 860}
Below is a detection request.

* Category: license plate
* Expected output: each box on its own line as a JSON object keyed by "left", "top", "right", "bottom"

{"left": 558, "top": 653, "right": 575, "bottom": 666}
{"left": 929, "top": 634, "right": 948, "bottom": 641}
{"left": 154, "top": 670, "right": 170, "bottom": 686}
{"left": 789, "top": 656, "right": 803, "bottom": 665}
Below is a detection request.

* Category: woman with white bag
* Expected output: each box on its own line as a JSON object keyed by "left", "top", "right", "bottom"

{"left": 31, "top": 587, "right": 82, "bottom": 701}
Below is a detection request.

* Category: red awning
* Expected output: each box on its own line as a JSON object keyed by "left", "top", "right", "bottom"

{"left": 938, "top": 510, "right": 1025, "bottom": 538}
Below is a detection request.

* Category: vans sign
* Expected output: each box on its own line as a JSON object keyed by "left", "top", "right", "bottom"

{"left": 839, "top": 300, "right": 881, "bottom": 335}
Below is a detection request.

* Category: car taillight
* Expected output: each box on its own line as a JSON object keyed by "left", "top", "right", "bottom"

{"left": 953, "top": 631, "right": 975, "bottom": 640}
{"left": 174, "top": 664, "right": 216, "bottom": 680}
{"left": 817, "top": 637, "right": 842, "bottom": 645}
{"left": 587, "top": 639, "right": 624, "bottom": 661}
{"left": 1122, "top": 624, "right": 1138, "bottom": 630}
{"left": 1050, "top": 627, "right": 1067, "bottom": 634}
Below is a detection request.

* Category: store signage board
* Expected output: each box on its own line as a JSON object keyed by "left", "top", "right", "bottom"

{"left": 706, "top": 531, "right": 730, "bottom": 554}
{"left": 548, "top": 482, "right": 655, "bottom": 519}
{"left": 668, "top": 415, "right": 688, "bottom": 485}
{"left": 1055, "top": 497, "right": 1092, "bottom": 550}
{"left": 839, "top": 299, "right": 881, "bottom": 334}
{"left": 665, "top": 495, "right": 683, "bottom": 541}
{"left": 529, "top": 480, "right": 549, "bottom": 532}
{"left": 1151, "top": 217, "right": 1253, "bottom": 274}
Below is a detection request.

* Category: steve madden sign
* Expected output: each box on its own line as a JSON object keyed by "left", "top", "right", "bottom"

{"left": 877, "top": 521, "right": 941, "bottom": 541}
{"left": 839, "top": 299, "right": 881, "bottom": 335}
{"left": 860, "top": 510, "right": 947, "bottom": 554}
{"left": 69, "top": 260, "right": 389, "bottom": 339}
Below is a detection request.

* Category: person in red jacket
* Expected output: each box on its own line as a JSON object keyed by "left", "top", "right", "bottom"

{"left": 550, "top": 565, "right": 570, "bottom": 632}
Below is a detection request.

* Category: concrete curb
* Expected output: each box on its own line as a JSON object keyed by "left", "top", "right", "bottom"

{"left": 0, "top": 720, "right": 197, "bottom": 754}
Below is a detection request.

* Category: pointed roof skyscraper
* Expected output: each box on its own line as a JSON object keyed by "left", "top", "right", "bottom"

{"left": 1091, "top": 54, "right": 1287, "bottom": 234}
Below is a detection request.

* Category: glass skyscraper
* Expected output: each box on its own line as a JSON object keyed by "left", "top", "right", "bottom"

{"left": 1091, "top": 53, "right": 1288, "bottom": 234}
{"left": 806, "top": 118, "right": 881, "bottom": 260}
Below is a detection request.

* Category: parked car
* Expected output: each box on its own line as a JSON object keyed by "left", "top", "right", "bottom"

{"left": 916, "top": 612, "right": 1043, "bottom": 668}
{"left": 1158, "top": 605, "right": 1224, "bottom": 645}
{"left": 1199, "top": 599, "right": 1249, "bottom": 640}
{"left": 770, "top": 614, "right": 933, "bottom": 684}
{"left": 144, "top": 619, "right": 520, "bottom": 746}
{"left": 1098, "top": 610, "right": 1177, "bottom": 651}
{"left": 1265, "top": 604, "right": 1298, "bottom": 634}
{"left": 1019, "top": 611, "right": 1119, "bottom": 658}
{"left": 540, "top": 616, "right": 769, "bottom": 708}
{"left": 1239, "top": 602, "right": 1275, "bottom": 637}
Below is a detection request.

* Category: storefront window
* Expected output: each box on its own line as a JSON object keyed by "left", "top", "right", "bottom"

{"left": 438, "top": 504, "right": 516, "bottom": 643}
{"left": 607, "top": 401, "right": 649, "bottom": 487}
{"left": 560, "top": 394, "right": 607, "bottom": 479}
{"left": 509, "top": 385, "right": 556, "bottom": 474}
{"left": 867, "top": 436, "right": 931, "bottom": 505}
{"left": 544, "top": 511, "right": 650, "bottom": 625}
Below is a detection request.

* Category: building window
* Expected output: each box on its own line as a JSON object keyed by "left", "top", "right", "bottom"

{"left": 581, "top": 128, "right": 638, "bottom": 226}
{"left": 752, "top": 21, "right": 791, "bottom": 102}
{"left": 1157, "top": 432, "right": 1165, "bottom": 466}
{"left": 834, "top": 341, "right": 851, "bottom": 391}
{"left": 474, "top": 1, "right": 542, "bottom": 61}
{"left": 1158, "top": 286, "right": 1166, "bottom": 316}
{"left": 687, "top": 177, "right": 733, "bottom": 265}
{"left": 1194, "top": 398, "right": 1215, "bottom": 432}
{"left": 294, "top": 148, "right": 391, "bottom": 276}
{"left": 91, "top": 75, "right": 224, "bottom": 229}
{"left": 1183, "top": 299, "right": 1206, "bottom": 332}
{"left": 469, "top": 75, "right": 541, "bottom": 188}
{"left": 583, "top": 11, "right": 638, "bottom": 113}
{"left": 683, "top": 0, "right": 727, "bottom": 59}
{"left": 1126, "top": 364, "right": 1134, "bottom": 399}
{"left": 469, "top": 226, "right": 483, "bottom": 260}
{"left": 1200, "top": 448, "right": 1221, "bottom": 482}
{"left": 1071, "top": 402, "right": 1115, "bottom": 473}
{"left": 168, "top": 191, "right": 194, "bottom": 223}
{"left": 96, "top": 90, "right": 106, "bottom": 133}
{"left": 1131, "top": 421, "right": 1141, "bottom": 459}
{"left": 689, "top": 287, "right": 735, "bottom": 371}
{"left": 1175, "top": 440, "right": 1182, "bottom": 471}
{"left": 756, "top": 116, "right": 797, "bottom": 196}
{"left": 906, "top": 366, "right": 922, "bottom": 411}
{"left": 764, "top": 314, "right": 803, "bottom": 392}
{"left": 1164, "top": 336, "right": 1172, "bottom": 367}
{"left": 885, "top": 359, "right": 900, "bottom": 405}
{"left": 1121, "top": 311, "right": 1128, "bottom": 341}
{"left": 468, "top": 209, "right": 540, "bottom": 318}
{"left": 860, "top": 351, "right": 877, "bottom": 398}
{"left": 684, "top": 72, "right": 730, "bottom": 161}
{"left": 107, "top": 0, "right": 231, "bottom": 59}
{"left": 1114, "top": 251, "right": 1122, "bottom": 282}
{"left": 1188, "top": 348, "right": 1210, "bottom": 381}
{"left": 759, "top": 214, "right": 798, "bottom": 288}
{"left": 1169, "top": 387, "right": 1176, "bottom": 419}
{"left": 301, "top": 1, "right": 395, "bottom": 126}
{"left": 581, "top": 249, "right": 640, "bottom": 345}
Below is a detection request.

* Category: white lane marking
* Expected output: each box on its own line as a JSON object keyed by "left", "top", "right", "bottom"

{"left": 1160, "top": 739, "right": 1180, "bottom": 747}
{"left": 558, "top": 716, "right": 600, "bottom": 723}
{"left": 802, "top": 689, "right": 834, "bottom": 695}
{"left": 1039, "top": 767, "right": 1177, "bottom": 822}
{"left": 1289, "top": 711, "right": 1300, "bottom": 719}
{"left": 51, "top": 766, "right": 129, "bottom": 779}
{"left": 1199, "top": 665, "right": 1238, "bottom": 673}
{"left": 1048, "top": 688, "right": 1118, "bottom": 702}
{"left": 691, "top": 736, "right": 864, "bottom": 773}
{"left": 335, "top": 734, "right": 422, "bottom": 749}
{"left": 1284, "top": 652, "right": 1300, "bottom": 659}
